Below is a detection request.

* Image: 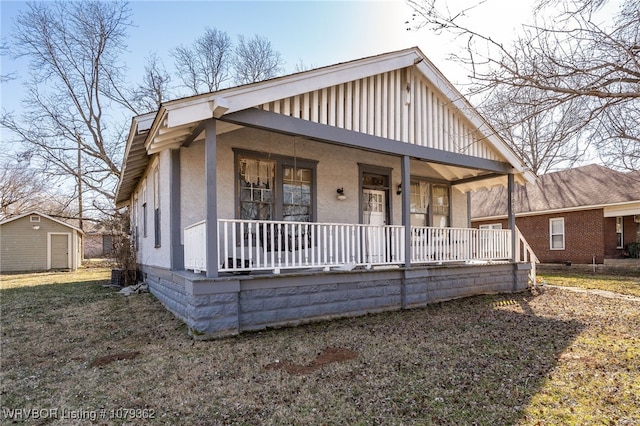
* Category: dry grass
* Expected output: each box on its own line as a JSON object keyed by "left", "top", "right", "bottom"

{"left": 540, "top": 271, "right": 640, "bottom": 297}
{"left": 1, "top": 268, "right": 639, "bottom": 425}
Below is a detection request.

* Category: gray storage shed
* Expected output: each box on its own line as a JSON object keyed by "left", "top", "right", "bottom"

{"left": 0, "top": 211, "right": 83, "bottom": 273}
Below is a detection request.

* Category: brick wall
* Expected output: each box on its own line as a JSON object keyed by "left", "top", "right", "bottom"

{"left": 474, "top": 209, "right": 638, "bottom": 264}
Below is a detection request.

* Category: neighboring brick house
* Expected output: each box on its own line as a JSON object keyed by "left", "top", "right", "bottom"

{"left": 471, "top": 165, "right": 640, "bottom": 264}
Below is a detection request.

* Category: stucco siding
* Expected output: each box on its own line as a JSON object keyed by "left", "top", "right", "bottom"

{"left": 181, "top": 126, "right": 469, "bottom": 227}
{"left": 0, "top": 214, "right": 81, "bottom": 272}
{"left": 180, "top": 143, "right": 206, "bottom": 244}
{"left": 132, "top": 151, "right": 172, "bottom": 269}
{"left": 451, "top": 190, "right": 468, "bottom": 228}
{"left": 138, "top": 126, "right": 472, "bottom": 271}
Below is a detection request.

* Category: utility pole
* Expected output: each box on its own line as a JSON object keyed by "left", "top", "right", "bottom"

{"left": 75, "top": 130, "right": 83, "bottom": 231}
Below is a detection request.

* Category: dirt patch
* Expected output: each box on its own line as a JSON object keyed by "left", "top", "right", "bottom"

{"left": 89, "top": 351, "right": 141, "bottom": 368}
{"left": 265, "top": 346, "right": 358, "bottom": 374}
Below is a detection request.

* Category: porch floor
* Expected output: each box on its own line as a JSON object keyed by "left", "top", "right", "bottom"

{"left": 172, "top": 259, "right": 513, "bottom": 283}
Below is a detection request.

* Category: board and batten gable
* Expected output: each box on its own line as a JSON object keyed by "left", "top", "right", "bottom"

{"left": 259, "top": 68, "right": 501, "bottom": 162}
{"left": 0, "top": 212, "right": 82, "bottom": 272}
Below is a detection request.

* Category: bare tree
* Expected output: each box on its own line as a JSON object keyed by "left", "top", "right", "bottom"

{"left": 132, "top": 52, "right": 173, "bottom": 112}
{"left": 0, "top": 1, "right": 134, "bottom": 224}
{"left": 0, "top": 161, "right": 45, "bottom": 218}
{"left": 171, "top": 27, "right": 232, "bottom": 95}
{"left": 407, "top": 0, "right": 640, "bottom": 171}
{"left": 294, "top": 59, "right": 317, "bottom": 73}
{"left": 0, "top": 40, "right": 16, "bottom": 83}
{"left": 0, "top": 158, "right": 76, "bottom": 220}
{"left": 480, "top": 86, "right": 589, "bottom": 174}
{"left": 233, "top": 34, "right": 285, "bottom": 85}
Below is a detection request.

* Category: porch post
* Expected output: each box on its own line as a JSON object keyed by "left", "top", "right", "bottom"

{"left": 205, "top": 119, "right": 219, "bottom": 278}
{"left": 170, "top": 148, "right": 184, "bottom": 270}
{"left": 401, "top": 155, "right": 411, "bottom": 268}
{"left": 466, "top": 191, "right": 472, "bottom": 228}
{"left": 508, "top": 173, "right": 517, "bottom": 262}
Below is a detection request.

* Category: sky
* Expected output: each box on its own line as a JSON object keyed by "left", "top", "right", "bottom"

{"left": 0, "top": 0, "right": 537, "bottom": 120}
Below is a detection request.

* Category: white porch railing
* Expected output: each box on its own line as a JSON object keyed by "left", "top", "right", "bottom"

{"left": 516, "top": 226, "right": 539, "bottom": 286}
{"left": 184, "top": 220, "right": 536, "bottom": 275}
{"left": 184, "top": 220, "right": 207, "bottom": 273}
{"left": 217, "top": 219, "right": 405, "bottom": 273}
{"left": 410, "top": 226, "right": 512, "bottom": 264}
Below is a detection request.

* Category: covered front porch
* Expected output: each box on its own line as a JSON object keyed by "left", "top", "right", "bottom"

{"left": 184, "top": 218, "right": 536, "bottom": 280}
{"left": 116, "top": 48, "right": 540, "bottom": 338}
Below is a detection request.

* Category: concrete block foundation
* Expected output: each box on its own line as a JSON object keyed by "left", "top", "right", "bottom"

{"left": 141, "top": 263, "right": 531, "bottom": 339}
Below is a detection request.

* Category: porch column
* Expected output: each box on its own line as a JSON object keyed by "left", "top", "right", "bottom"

{"left": 466, "top": 191, "right": 472, "bottom": 228}
{"left": 170, "top": 148, "right": 184, "bottom": 270}
{"left": 507, "top": 173, "right": 517, "bottom": 262}
{"left": 205, "top": 119, "right": 219, "bottom": 278}
{"left": 401, "top": 155, "right": 411, "bottom": 268}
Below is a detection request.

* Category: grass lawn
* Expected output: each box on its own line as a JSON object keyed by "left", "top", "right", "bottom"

{"left": 540, "top": 271, "right": 640, "bottom": 297}
{"left": 1, "top": 268, "right": 638, "bottom": 425}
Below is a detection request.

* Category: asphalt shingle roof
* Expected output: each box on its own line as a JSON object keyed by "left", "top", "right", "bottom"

{"left": 471, "top": 164, "right": 640, "bottom": 218}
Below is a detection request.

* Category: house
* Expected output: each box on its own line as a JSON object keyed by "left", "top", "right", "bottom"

{"left": 83, "top": 223, "right": 115, "bottom": 259}
{"left": 115, "top": 47, "right": 538, "bottom": 339}
{"left": 0, "top": 211, "right": 83, "bottom": 273}
{"left": 471, "top": 164, "right": 640, "bottom": 265}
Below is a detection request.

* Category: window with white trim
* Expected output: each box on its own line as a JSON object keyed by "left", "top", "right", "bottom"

{"left": 616, "top": 217, "right": 623, "bottom": 249}
{"left": 549, "top": 218, "right": 565, "bottom": 250}
{"left": 479, "top": 224, "right": 502, "bottom": 230}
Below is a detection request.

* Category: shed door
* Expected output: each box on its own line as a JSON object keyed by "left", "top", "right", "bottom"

{"left": 51, "top": 234, "right": 70, "bottom": 269}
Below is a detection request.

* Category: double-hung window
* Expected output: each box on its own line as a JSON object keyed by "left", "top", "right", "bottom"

{"left": 236, "top": 150, "right": 316, "bottom": 222}
{"left": 616, "top": 217, "right": 623, "bottom": 249}
{"left": 549, "top": 218, "right": 565, "bottom": 250}
{"left": 282, "top": 166, "right": 312, "bottom": 222}
{"left": 409, "top": 179, "right": 450, "bottom": 227}
{"left": 239, "top": 157, "right": 276, "bottom": 221}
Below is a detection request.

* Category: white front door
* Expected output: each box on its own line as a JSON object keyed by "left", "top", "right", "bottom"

{"left": 363, "top": 189, "right": 387, "bottom": 263}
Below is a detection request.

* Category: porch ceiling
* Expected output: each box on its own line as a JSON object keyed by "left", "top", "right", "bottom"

{"left": 218, "top": 108, "right": 527, "bottom": 192}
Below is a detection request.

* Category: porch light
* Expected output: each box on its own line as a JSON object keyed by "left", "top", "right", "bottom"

{"left": 32, "top": 225, "right": 40, "bottom": 230}
{"left": 337, "top": 188, "right": 346, "bottom": 201}
{"left": 396, "top": 184, "right": 402, "bottom": 195}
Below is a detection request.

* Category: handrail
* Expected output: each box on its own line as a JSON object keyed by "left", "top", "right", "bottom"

{"left": 184, "top": 220, "right": 524, "bottom": 275}
{"left": 516, "top": 226, "right": 539, "bottom": 287}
